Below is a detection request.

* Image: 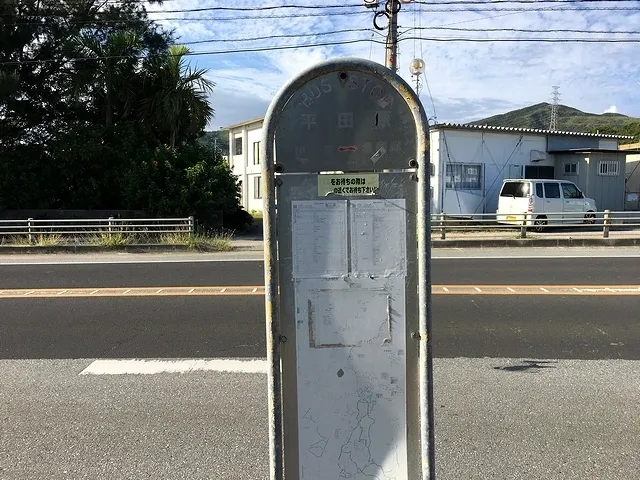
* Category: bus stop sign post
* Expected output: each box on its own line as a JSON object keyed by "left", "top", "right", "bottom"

{"left": 262, "top": 57, "right": 434, "bottom": 480}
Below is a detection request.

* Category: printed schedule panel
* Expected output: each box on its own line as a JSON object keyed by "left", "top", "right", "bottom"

{"left": 291, "top": 198, "right": 409, "bottom": 480}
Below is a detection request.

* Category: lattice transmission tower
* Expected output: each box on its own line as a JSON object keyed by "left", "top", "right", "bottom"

{"left": 549, "top": 86, "right": 560, "bottom": 131}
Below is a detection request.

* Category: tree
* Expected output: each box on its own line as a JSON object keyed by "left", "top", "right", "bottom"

{"left": 67, "top": 32, "right": 142, "bottom": 126}
{"left": 140, "top": 45, "right": 215, "bottom": 148}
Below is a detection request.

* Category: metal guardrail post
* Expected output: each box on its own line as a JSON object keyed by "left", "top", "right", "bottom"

{"left": 440, "top": 213, "right": 446, "bottom": 240}
{"left": 108, "top": 217, "right": 114, "bottom": 237}
{"left": 28, "top": 218, "right": 33, "bottom": 243}
{"left": 520, "top": 214, "right": 527, "bottom": 238}
{"left": 603, "top": 210, "right": 611, "bottom": 238}
{"left": 188, "top": 216, "right": 195, "bottom": 238}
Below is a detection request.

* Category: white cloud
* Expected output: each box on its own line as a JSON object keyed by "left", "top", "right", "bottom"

{"left": 603, "top": 105, "right": 618, "bottom": 114}
{"left": 145, "top": 0, "right": 640, "bottom": 129}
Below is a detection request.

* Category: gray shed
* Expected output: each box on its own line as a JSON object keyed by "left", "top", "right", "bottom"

{"left": 551, "top": 149, "right": 627, "bottom": 211}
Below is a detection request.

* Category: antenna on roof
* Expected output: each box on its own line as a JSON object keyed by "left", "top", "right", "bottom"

{"left": 549, "top": 86, "right": 560, "bottom": 131}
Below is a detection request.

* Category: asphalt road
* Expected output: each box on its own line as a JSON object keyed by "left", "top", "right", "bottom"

{"left": 1, "top": 295, "right": 639, "bottom": 360}
{"left": 3, "top": 358, "right": 640, "bottom": 480}
{"left": 2, "top": 251, "right": 640, "bottom": 479}
{"left": 1, "top": 256, "right": 639, "bottom": 360}
{"left": 1, "top": 256, "right": 639, "bottom": 289}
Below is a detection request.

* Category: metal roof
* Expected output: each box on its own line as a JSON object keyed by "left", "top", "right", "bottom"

{"left": 222, "top": 116, "right": 265, "bottom": 130}
{"left": 433, "top": 123, "right": 634, "bottom": 140}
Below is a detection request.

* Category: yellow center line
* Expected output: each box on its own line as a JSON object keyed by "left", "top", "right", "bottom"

{"left": 0, "top": 285, "right": 638, "bottom": 299}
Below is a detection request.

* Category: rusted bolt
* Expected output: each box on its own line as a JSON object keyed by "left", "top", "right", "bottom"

{"left": 275, "top": 178, "right": 283, "bottom": 187}
{"left": 408, "top": 158, "right": 418, "bottom": 168}
{"left": 279, "top": 335, "right": 288, "bottom": 343}
{"left": 411, "top": 332, "right": 421, "bottom": 340}
{"left": 275, "top": 164, "right": 284, "bottom": 173}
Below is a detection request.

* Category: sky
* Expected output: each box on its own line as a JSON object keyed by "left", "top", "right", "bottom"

{"left": 144, "top": 0, "right": 640, "bottom": 130}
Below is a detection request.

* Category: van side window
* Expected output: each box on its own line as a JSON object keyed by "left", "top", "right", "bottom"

{"left": 561, "top": 183, "right": 581, "bottom": 199}
{"left": 544, "top": 183, "right": 561, "bottom": 198}
{"left": 535, "top": 183, "right": 544, "bottom": 198}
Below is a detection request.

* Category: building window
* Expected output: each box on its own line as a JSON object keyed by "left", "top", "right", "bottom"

{"left": 253, "top": 176, "right": 262, "bottom": 199}
{"left": 563, "top": 163, "right": 578, "bottom": 175}
{"left": 234, "top": 137, "right": 242, "bottom": 156}
{"left": 445, "top": 163, "right": 482, "bottom": 190}
{"left": 253, "top": 141, "right": 260, "bottom": 165}
{"left": 598, "top": 160, "right": 619, "bottom": 176}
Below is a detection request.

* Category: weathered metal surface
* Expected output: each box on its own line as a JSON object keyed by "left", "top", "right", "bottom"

{"left": 261, "top": 57, "right": 434, "bottom": 480}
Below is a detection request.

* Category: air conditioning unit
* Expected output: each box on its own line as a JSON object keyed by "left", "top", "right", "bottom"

{"left": 530, "top": 150, "right": 547, "bottom": 162}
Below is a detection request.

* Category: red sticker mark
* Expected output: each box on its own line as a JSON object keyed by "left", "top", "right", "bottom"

{"left": 338, "top": 146, "right": 357, "bottom": 152}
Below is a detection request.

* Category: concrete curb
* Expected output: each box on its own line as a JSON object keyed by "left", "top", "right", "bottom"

{"left": 0, "top": 244, "right": 223, "bottom": 254}
{"left": 431, "top": 238, "right": 640, "bottom": 248}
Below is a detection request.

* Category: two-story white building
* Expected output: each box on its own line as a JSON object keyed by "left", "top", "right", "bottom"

{"left": 225, "top": 117, "right": 632, "bottom": 215}
{"left": 223, "top": 117, "right": 265, "bottom": 214}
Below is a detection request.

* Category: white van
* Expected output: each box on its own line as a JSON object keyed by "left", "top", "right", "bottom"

{"left": 496, "top": 179, "right": 597, "bottom": 230}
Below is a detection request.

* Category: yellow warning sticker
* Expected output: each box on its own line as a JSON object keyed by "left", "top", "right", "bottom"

{"left": 317, "top": 174, "right": 379, "bottom": 197}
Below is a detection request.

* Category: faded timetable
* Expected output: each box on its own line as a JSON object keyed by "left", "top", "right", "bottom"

{"left": 292, "top": 200, "right": 348, "bottom": 278}
{"left": 350, "top": 199, "right": 407, "bottom": 277}
{"left": 295, "top": 278, "right": 408, "bottom": 480}
{"left": 311, "top": 288, "right": 391, "bottom": 347}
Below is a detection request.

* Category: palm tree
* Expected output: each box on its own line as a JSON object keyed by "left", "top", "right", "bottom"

{"left": 68, "top": 31, "right": 142, "bottom": 126}
{"left": 140, "top": 45, "right": 215, "bottom": 148}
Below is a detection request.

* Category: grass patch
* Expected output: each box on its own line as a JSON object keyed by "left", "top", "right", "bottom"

{"left": 87, "top": 232, "right": 137, "bottom": 248}
{"left": 6, "top": 235, "right": 32, "bottom": 246}
{"left": 35, "top": 234, "right": 64, "bottom": 246}
{"left": 160, "top": 231, "right": 234, "bottom": 251}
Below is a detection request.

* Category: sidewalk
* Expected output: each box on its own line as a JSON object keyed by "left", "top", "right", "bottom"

{"left": 232, "top": 226, "right": 640, "bottom": 250}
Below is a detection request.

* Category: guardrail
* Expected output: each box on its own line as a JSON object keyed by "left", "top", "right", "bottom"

{"left": 431, "top": 210, "right": 640, "bottom": 239}
{"left": 0, "top": 216, "right": 194, "bottom": 242}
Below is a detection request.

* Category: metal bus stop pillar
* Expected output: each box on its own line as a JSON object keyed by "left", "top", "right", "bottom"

{"left": 261, "top": 57, "right": 434, "bottom": 480}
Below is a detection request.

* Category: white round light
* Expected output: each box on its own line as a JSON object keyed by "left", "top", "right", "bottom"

{"left": 409, "top": 58, "right": 425, "bottom": 75}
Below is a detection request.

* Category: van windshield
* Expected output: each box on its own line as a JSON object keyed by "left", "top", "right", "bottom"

{"left": 500, "top": 182, "right": 530, "bottom": 197}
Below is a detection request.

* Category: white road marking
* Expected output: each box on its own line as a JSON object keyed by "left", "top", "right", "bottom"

{"left": 252, "top": 287, "right": 258, "bottom": 293}
{"left": 90, "top": 289, "right": 99, "bottom": 295}
{"left": 540, "top": 287, "right": 550, "bottom": 293}
{"left": 123, "top": 289, "right": 131, "bottom": 294}
{"left": 443, "top": 287, "right": 449, "bottom": 292}
{"left": 79, "top": 358, "right": 268, "bottom": 375}
{"left": 188, "top": 288, "right": 195, "bottom": 293}
{"left": 220, "top": 288, "right": 227, "bottom": 293}
{"left": 474, "top": 287, "right": 482, "bottom": 292}
{"left": 507, "top": 287, "right": 516, "bottom": 292}
{"left": 155, "top": 289, "right": 163, "bottom": 294}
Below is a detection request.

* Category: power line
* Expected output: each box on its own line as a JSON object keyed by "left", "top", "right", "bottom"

{"left": 0, "top": 38, "right": 386, "bottom": 66}
{"left": 400, "top": 35, "right": 640, "bottom": 42}
{"left": 410, "top": 26, "right": 640, "bottom": 34}
{"left": 416, "top": 0, "right": 640, "bottom": 4}
{"left": 7, "top": 3, "right": 640, "bottom": 22}
{"left": 184, "top": 28, "right": 374, "bottom": 45}
{"left": 4, "top": 10, "right": 371, "bottom": 26}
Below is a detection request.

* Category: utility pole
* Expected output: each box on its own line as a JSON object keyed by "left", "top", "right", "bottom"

{"left": 366, "top": 0, "right": 413, "bottom": 72}
{"left": 385, "top": 0, "right": 400, "bottom": 71}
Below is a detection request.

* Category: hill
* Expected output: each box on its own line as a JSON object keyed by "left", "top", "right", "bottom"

{"left": 469, "top": 103, "right": 640, "bottom": 141}
{"left": 199, "top": 130, "right": 229, "bottom": 155}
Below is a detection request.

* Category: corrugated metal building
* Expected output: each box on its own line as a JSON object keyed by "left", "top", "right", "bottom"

{"left": 224, "top": 117, "right": 634, "bottom": 214}
{"left": 431, "top": 124, "right": 633, "bottom": 215}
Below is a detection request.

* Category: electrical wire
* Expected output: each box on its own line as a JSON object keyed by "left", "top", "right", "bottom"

{"left": 0, "top": 38, "right": 386, "bottom": 66}
{"left": 412, "top": 26, "right": 640, "bottom": 34}
{"left": 401, "top": 35, "right": 640, "bottom": 42}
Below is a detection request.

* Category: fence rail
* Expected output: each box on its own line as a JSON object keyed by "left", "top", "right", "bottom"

{"left": 0, "top": 217, "right": 194, "bottom": 242}
{"left": 431, "top": 210, "right": 640, "bottom": 239}
{"left": 1, "top": 212, "right": 639, "bottom": 242}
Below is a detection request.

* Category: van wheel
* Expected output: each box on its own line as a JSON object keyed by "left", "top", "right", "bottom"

{"left": 583, "top": 211, "right": 596, "bottom": 224}
{"left": 534, "top": 216, "right": 547, "bottom": 232}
